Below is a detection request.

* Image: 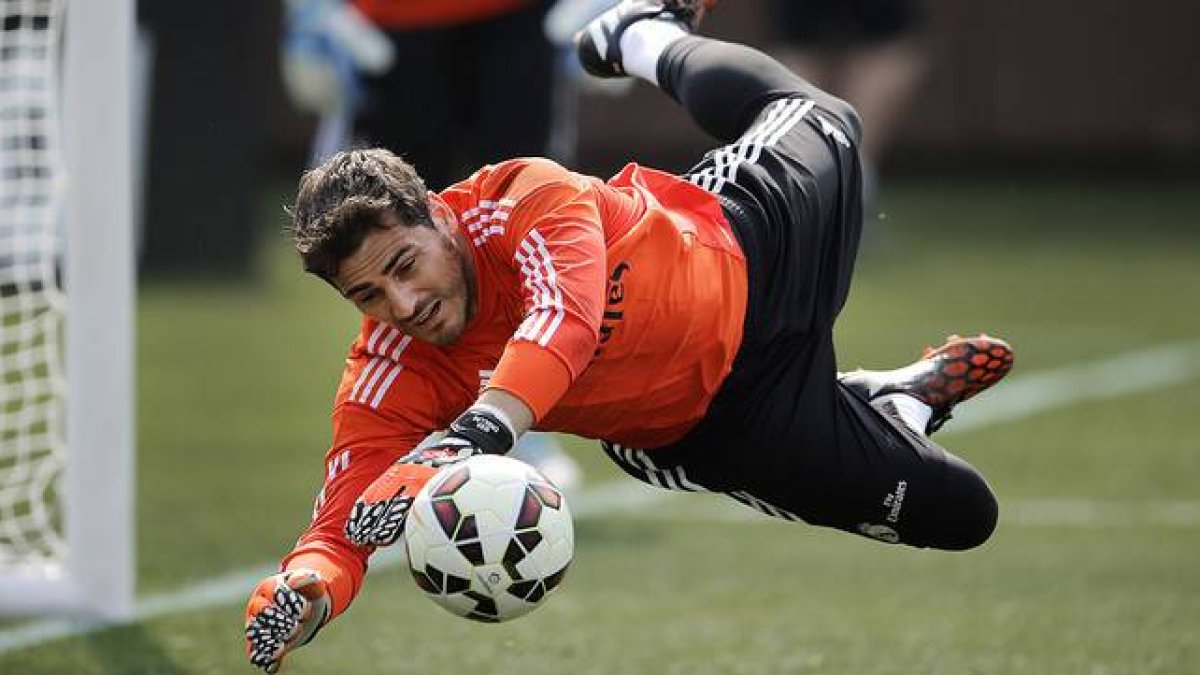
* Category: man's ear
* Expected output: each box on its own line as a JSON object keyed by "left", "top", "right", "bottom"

{"left": 427, "top": 192, "right": 457, "bottom": 231}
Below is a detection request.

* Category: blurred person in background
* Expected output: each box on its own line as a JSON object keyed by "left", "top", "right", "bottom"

{"left": 281, "top": 0, "right": 583, "bottom": 492}
{"left": 247, "top": 2, "right": 1015, "bottom": 670}
{"left": 765, "top": 0, "right": 928, "bottom": 206}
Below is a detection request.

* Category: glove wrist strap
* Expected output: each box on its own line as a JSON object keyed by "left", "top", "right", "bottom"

{"left": 448, "top": 405, "right": 515, "bottom": 455}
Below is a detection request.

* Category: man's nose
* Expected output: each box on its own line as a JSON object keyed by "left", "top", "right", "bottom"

{"left": 384, "top": 281, "right": 420, "bottom": 322}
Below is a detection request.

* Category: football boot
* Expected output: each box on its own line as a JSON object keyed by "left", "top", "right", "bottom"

{"left": 575, "top": 0, "right": 719, "bottom": 78}
{"left": 840, "top": 334, "right": 1015, "bottom": 434}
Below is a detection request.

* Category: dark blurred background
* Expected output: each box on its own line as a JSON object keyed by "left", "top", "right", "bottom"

{"left": 136, "top": 0, "right": 1200, "bottom": 278}
{"left": 573, "top": 1, "right": 1200, "bottom": 176}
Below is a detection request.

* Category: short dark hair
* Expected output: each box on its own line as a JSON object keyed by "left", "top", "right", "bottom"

{"left": 290, "top": 148, "right": 433, "bottom": 282}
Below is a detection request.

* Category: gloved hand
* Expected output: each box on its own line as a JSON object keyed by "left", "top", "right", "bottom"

{"left": 280, "top": 0, "right": 394, "bottom": 115}
{"left": 244, "top": 568, "right": 332, "bottom": 673}
{"left": 344, "top": 407, "right": 516, "bottom": 547}
{"left": 343, "top": 437, "right": 481, "bottom": 547}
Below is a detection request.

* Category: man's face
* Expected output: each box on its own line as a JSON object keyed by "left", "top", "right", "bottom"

{"left": 333, "top": 207, "right": 475, "bottom": 346}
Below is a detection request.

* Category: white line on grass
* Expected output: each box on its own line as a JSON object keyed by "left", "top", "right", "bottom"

{"left": 2, "top": 340, "right": 1199, "bottom": 655}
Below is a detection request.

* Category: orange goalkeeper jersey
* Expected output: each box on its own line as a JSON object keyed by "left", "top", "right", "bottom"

{"left": 283, "top": 158, "right": 747, "bottom": 616}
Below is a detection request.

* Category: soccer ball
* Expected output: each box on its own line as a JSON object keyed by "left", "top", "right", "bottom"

{"left": 403, "top": 454, "right": 574, "bottom": 623}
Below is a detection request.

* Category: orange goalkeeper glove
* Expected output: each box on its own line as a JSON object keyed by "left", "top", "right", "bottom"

{"left": 343, "top": 437, "right": 479, "bottom": 547}
{"left": 244, "top": 568, "right": 331, "bottom": 673}
{"left": 344, "top": 406, "right": 515, "bottom": 547}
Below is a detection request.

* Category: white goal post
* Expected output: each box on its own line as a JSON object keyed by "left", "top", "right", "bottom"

{"left": 0, "top": 0, "right": 134, "bottom": 618}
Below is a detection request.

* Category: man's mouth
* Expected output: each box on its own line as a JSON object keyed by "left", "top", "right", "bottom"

{"left": 411, "top": 299, "right": 440, "bottom": 329}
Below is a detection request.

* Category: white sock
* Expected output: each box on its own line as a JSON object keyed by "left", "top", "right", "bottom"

{"left": 877, "top": 393, "right": 933, "bottom": 435}
{"left": 619, "top": 17, "right": 688, "bottom": 86}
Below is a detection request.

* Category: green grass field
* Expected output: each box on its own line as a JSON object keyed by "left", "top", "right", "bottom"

{"left": 2, "top": 178, "right": 1198, "bottom": 674}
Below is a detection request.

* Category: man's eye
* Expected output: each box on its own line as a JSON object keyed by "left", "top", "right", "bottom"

{"left": 357, "top": 290, "right": 377, "bottom": 303}
{"left": 396, "top": 258, "right": 414, "bottom": 274}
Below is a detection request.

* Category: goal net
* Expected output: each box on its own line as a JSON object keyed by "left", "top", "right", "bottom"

{"left": 0, "top": 0, "right": 133, "bottom": 618}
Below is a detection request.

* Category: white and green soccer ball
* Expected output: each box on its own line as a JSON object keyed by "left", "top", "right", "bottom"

{"left": 403, "top": 454, "right": 574, "bottom": 622}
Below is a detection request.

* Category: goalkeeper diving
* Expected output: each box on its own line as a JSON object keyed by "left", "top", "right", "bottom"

{"left": 245, "top": 1, "right": 1014, "bottom": 670}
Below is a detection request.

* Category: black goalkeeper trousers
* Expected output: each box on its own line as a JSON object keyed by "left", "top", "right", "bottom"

{"left": 602, "top": 37, "right": 998, "bottom": 551}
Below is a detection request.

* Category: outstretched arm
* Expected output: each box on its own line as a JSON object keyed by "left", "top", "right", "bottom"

{"left": 466, "top": 163, "right": 609, "bottom": 423}
{"left": 243, "top": 434, "right": 409, "bottom": 673}
{"left": 244, "top": 333, "right": 447, "bottom": 672}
